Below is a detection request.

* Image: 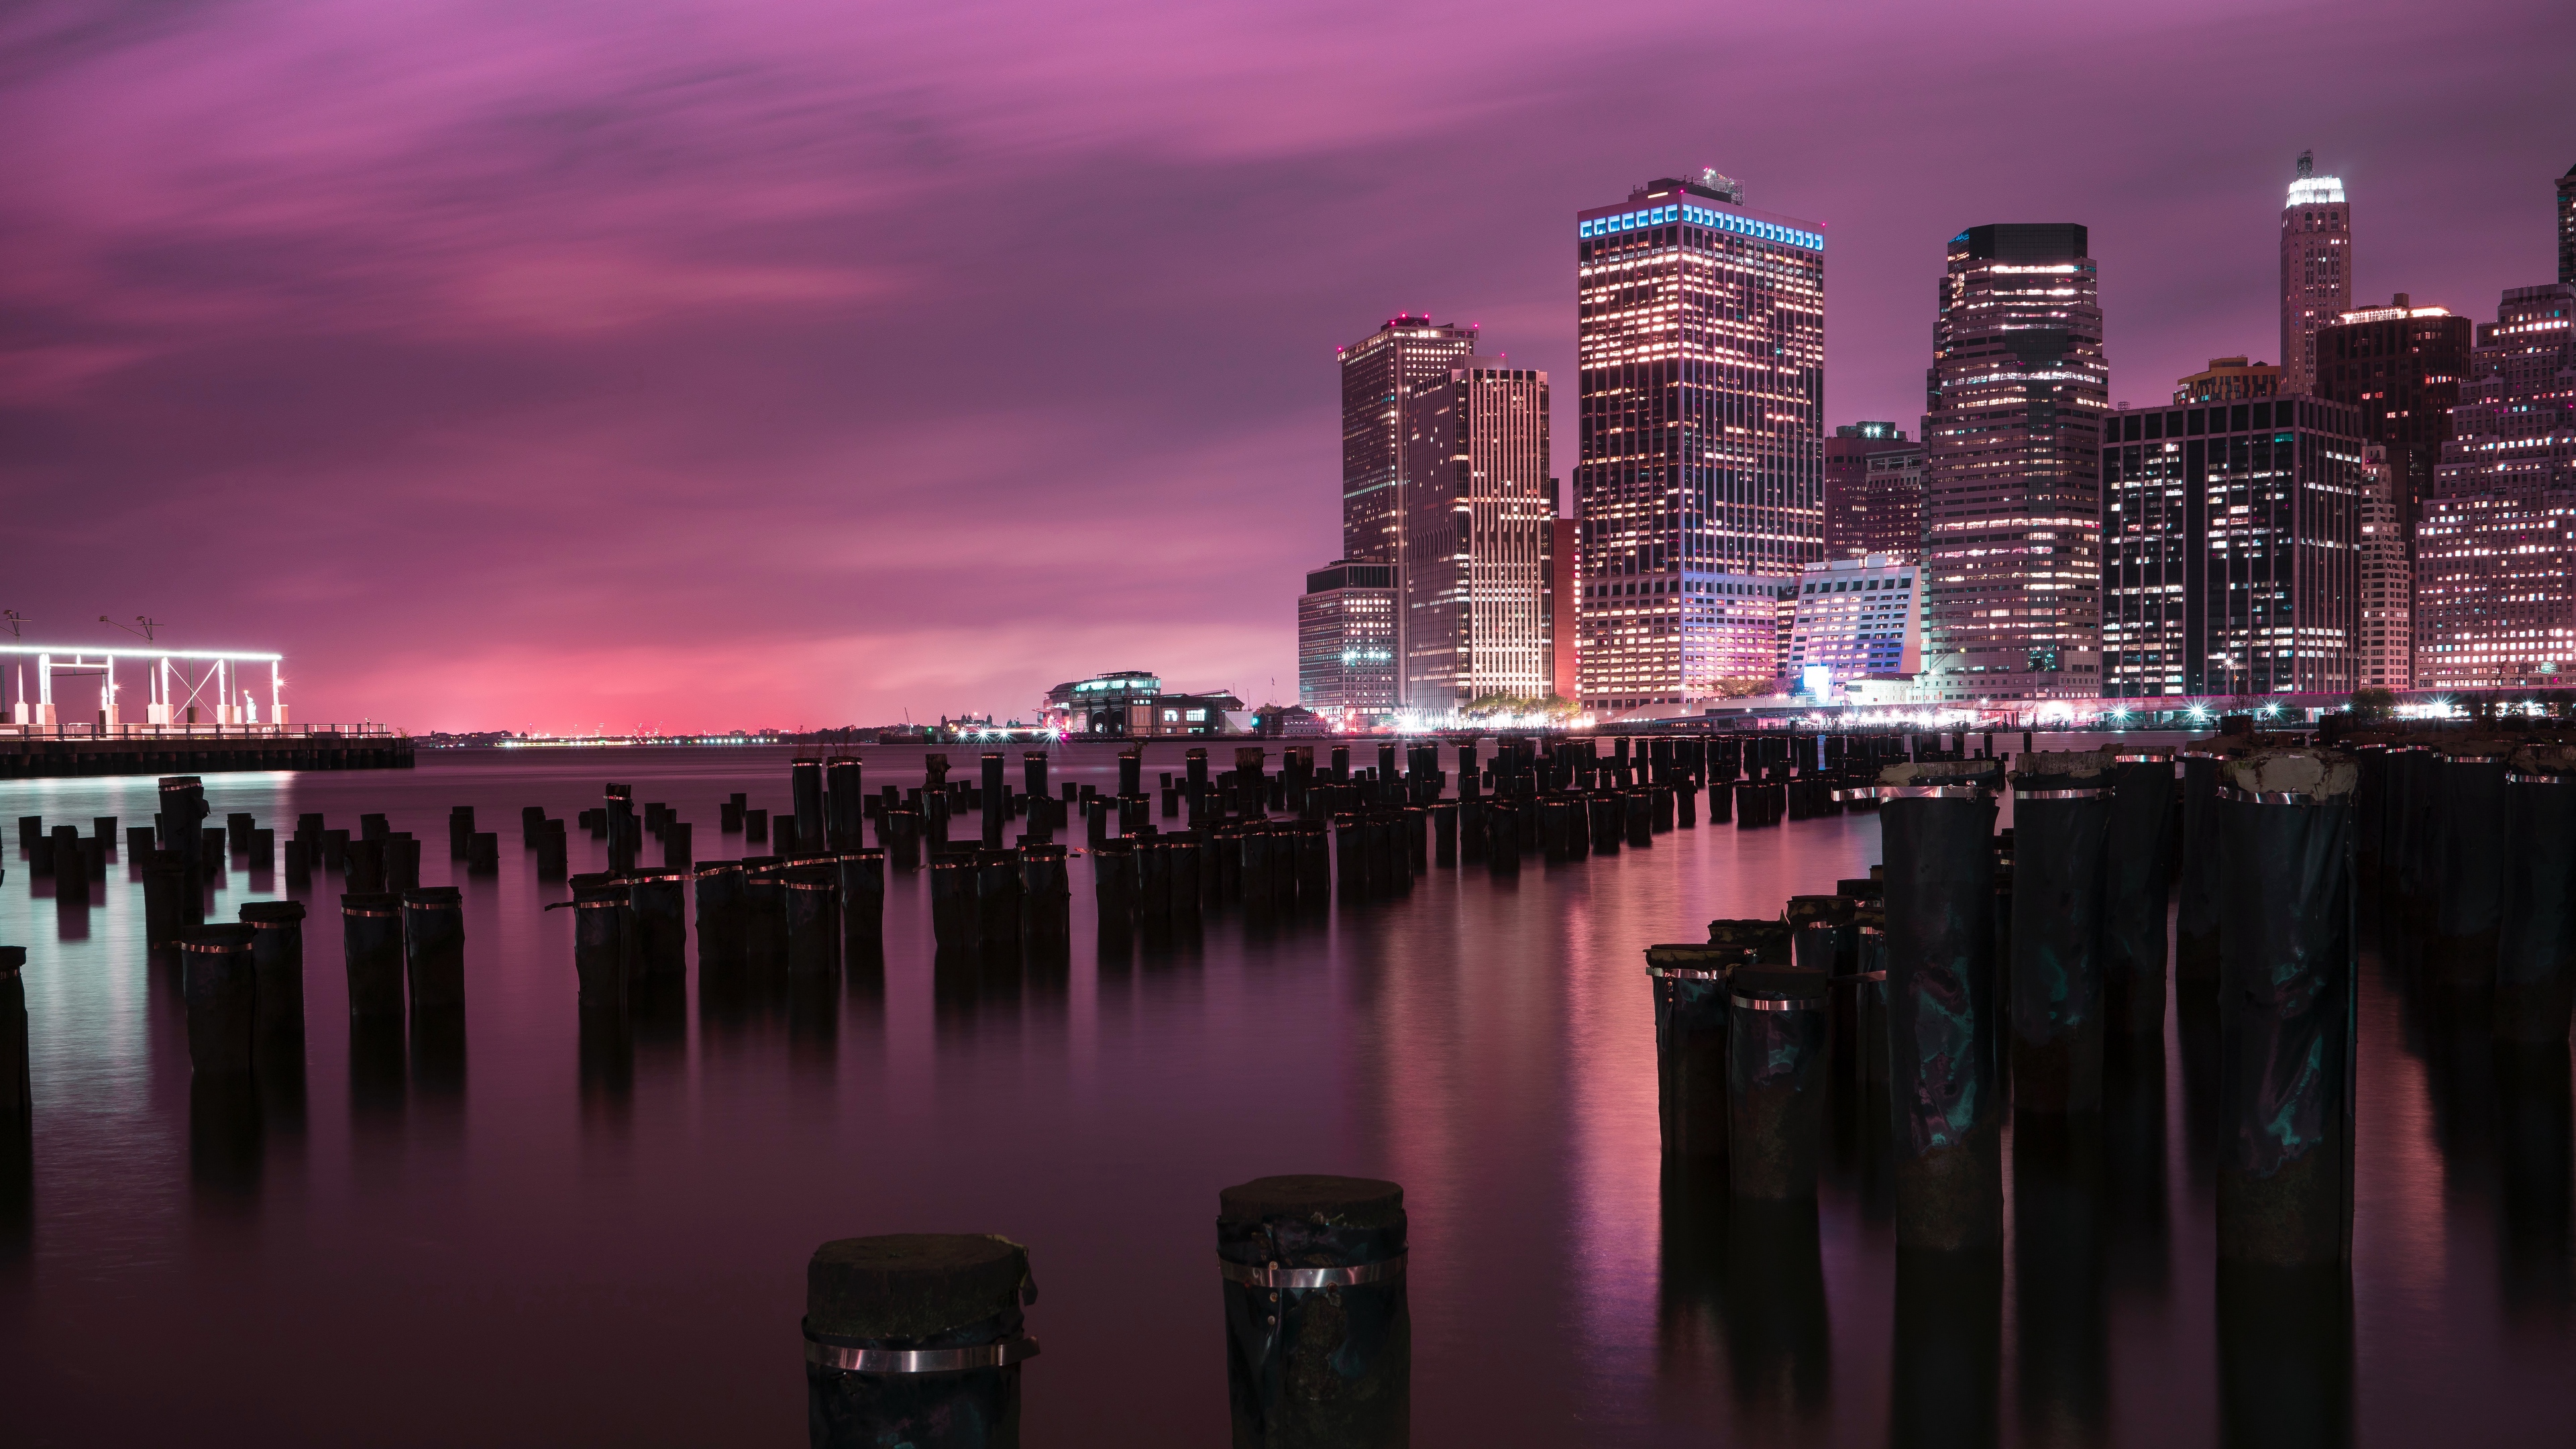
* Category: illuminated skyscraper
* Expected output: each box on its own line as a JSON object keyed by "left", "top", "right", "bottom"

{"left": 1919, "top": 223, "right": 2106, "bottom": 703}
{"left": 2355, "top": 445, "right": 2410, "bottom": 690}
{"left": 2281, "top": 152, "right": 2351, "bottom": 396}
{"left": 2314, "top": 295, "right": 2471, "bottom": 537}
{"left": 1401, "top": 362, "right": 1554, "bottom": 711}
{"left": 2100, "top": 394, "right": 2365, "bottom": 698}
{"left": 1824, "top": 422, "right": 1925, "bottom": 562}
{"left": 1573, "top": 170, "right": 1825, "bottom": 712}
{"left": 1340, "top": 315, "right": 1477, "bottom": 703}
{"left": 2415, "top": 283, "right": 2576, "bottom": 689}
{"left": 1296, "top": 560, "right": 1399, "bottom": 722}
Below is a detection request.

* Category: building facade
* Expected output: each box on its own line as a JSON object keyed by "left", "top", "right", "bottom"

{"left": 1400, "top": 363, "right": 1554, "bottom": 712}
{"left": 2174, "top": 356, "right": 2281, "bottom": 404}
{"left": 2357, "top": 445, "right": 2411, "bottom": 690}
{"left": 2559, "top": 162, "right": 2575, "bottom": 286}
{"left": 2280, "top": 152, "right": 2351, "bottom": 396}
{"left": 1549, "top": 516, "right": 1580, "bottom": 700}
{"left": 2313, "top": 296, "right": 2471, "bottom": 536}
{"left": 1043, "top": 671, "right": 1163, "bottom": 737}
{"left": 2415, "top": 283, "right": 2576, "bottom": 690}
{"left": 1824, "top": 423, "right": 1925, "bottom": 562}
{"left": 1918, "top": 223, "right": 2106, "bottom": 703}
{"left": 2100, "top": 395, "right": 2366, "bottom": 698}
{"left": 1573, "top": 170, "right": 1825, "bottom": 711}
{"left": 1782, "top": 555, "right": 1920, "bottom": 692}
{"left": 1340, "top": 315, "right": 1478, "bottom": 703}
{"left": 1295, "top": 560, "right": 1399, "bottom": 722}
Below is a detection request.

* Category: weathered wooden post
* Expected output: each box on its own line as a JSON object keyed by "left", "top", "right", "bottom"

{"left": 0, "top": 947, "right": 27, "bottom": 1129}
{"left": 1091, "top": 840, "right": 1136, "bottom": 936}
{"left": 2215, "top": 749, "right": 2357, "bottom": 1268}
{"left": 931, "top": 855, "right": 979, "bottom": 950}
{"left": 567, "top": 873, "right": 631, "bottom": 1006}
{"left": 2104, "top": 747, "right": 2175, "bottom": 1043}
{"left": 981, "top": 753, "right": 1008, "bottom": 850}
{"left": 975, "top": 849, "right": 1022, "bottom": 947}
{"left": 400, "top": 886, "right": 466, "bottom": 1010}
{"left": 341, "top": 892, "right": 407, "bottom": 1018}
{"left": 240, "top": 900, "right": 306, "bottom": 1053}
{"left": 804, "top": 1234, "right": 1040, "bottom": 1448}
{"left": 343, "top": 837, "right": 386, "bottom": 894}
{"left": 537, "top": 818, "right": 568, "bottom": 879}
{"left": 2010, "top": 753, "right": 2112, "bottom": 1114}
{"left": 179, "top": 924, "right": 259, "bottom": 1075}
{"left": 840, "top": 849, "right": 888, "bottom": 951}
{"left": 786, "top": 865, "right": 842, "bottom": 976}
{"left": 1218, "top": 1175, "right": 1408, "bottom": 1448}
{"left": 661, "top": 820, "right": 694, "bottom": 871}
{"left": 625, "top": 867, "right": 689, "bottom": 981}
{"left": 826, "top": 757, "right": 865, "bottom": 850}
{"left": 745, "top": 859, "right": 792, "bottom": 970}
{"left": 450, "top": 803, "right": 478, "bottom": 861}
{"left": 2176, "top": 749, "right": 2225, "bottom": 989}
{"left": 1729, "top": 964, "right": 1830, "bottom": 1199}
{"left": 1018, "top": 845, "right": 1068, "bottom": 948}
{"left": 793, "top": 759, "right": 827, "bottom": 856}
{"left": 2499, "top": 746, "right": 2576, "bottom": 1044}
{"left": 1648, "top": 943, "right": 1746, "bottom": 1159}
{"left": 1877, "top": 760, "right": 2004, "bottom": 1252}
{"left": 2429, "top": 745, "right": 2511, "bottom": 987}
{"left": 694, "top": 859, "right": 748, "bottom": 971}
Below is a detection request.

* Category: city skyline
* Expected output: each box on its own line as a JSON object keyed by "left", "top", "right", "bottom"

{"left": 4, "top": 1, "right": 2571, "bottom": 729}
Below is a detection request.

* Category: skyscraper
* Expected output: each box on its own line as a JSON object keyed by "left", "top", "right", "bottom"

{"left": 2280, "top": 151, "right": 2351, "bottom": 396}
{"left": 1824, "top": 423, "right": 1925, "bottom": 563}
{"left": 1400, "top": 361, "right": 1554, "bottom": 711}
{"left": 1296, "top": 560, "right": 1399, "bottom": 722}
{"left": 1340, "top": 314, "right": 1478, "bottom": 702}
{"left": 1549, "top": 517, "right": 1580, "bottom": 700}
{"left": 2558, "top": 162, "right": 2575, "bottom": 286}
{"left": 1918, "top": 224, "right": 2106, "bottom": 703}
{"left": 2355, "top": 445, "right": 2411, "bottom": 690}
{"left": 2100, "top": 394, "right": 2365, "bottom": 698}
{"left": 2313, "top": 295, "right": 2471, "bottom": 536}
{"left": 2414, "top": 282, "right": 2576, "bottom": 689}
{"left": 1573, "top": 171, "right": 1825, "bottom": 712}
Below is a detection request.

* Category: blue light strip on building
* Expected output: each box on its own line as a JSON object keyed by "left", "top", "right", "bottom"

{"left": 1578, "top": 203, "right": 1823, "bottom": 252}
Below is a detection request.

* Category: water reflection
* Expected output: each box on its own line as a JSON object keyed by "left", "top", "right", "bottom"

{"left": 2013, "top": 1112, "right": 2108, "bottom": 1443}
{"left": 1890, "top": 1249, "right": 2002, "bottom": 1449}
{"left": 2216, "top": 1263, "right": 2352, "bottom": 1449}
{"left": 1721, "top": 1197, "right": 1830, "bottom": 1431}
{"left": 2102, "top": 1036, "right": 2170, "bottom": 1302}
{"left": 2494, "top": 1042, "right": 2573, "bottom": 1323}
{"left": 187, "top": 1074, "right": 262, "bottom": 1209}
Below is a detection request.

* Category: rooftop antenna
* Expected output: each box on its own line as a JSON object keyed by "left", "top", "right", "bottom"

{"left": 101, "top": 614, "right": 156, "bottom": 642}
{"left": 2296, "top": 150, "right": 2314, "bottom": 179}
{"left": 1, "top": 610, "right": 21, "bottom": 639}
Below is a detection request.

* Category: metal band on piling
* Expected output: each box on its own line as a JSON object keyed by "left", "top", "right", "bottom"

{"left": 1730, "top": 994, "right": 1822, "bottom": 1012}
{"left": 1217, "top": 1252, "right": 1407, "bottom": 1290}
{"left": 339, "top": 908, "right": 400, "bottom": 920}
{"left": 1646, "top": 965, "right": 1732, "bottom": 981}
{"left": 801, "top": 1326, "right": 1042, "bottom": 1374}
{"left": 2215, "top": 787, "right": 2330, "bottom": 806}
{"left": 1838, "top": 784, "right": 1992, "bottom": 802}
{"left": 2012, "top": 786, "right": 2113, "bottom": 800}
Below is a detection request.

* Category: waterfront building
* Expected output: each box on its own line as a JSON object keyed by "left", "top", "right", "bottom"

{"left": 1549, "top": 516, "right": 1580, "bottom": 700}
{"left": 1340, "top": 315, "right": 1479, "bottom": 702}
{"left": 2356, "top": 445, "right": 2411, "bottom": 689}
{"left": 2174, "top": 356, "right": 2280, "bottom": 405}
{"left": 2281, "top": 151, "right": 2351, "bottom": 396}
{"left": 2314, "top": 296, "right": 2472, "bottom": 534}
{"left": 1573, "top": 170, "right": 1825, "bottom": 710}
{"left": 1918, "top": 223, "right": 2106, "bottom": 703}
{"left": 1782, "top": 554, "right": 1919, "bottom": 694}
{"left": 1295, "top": 559, "right": 1400, "bottom": 722}
{"left": 2415, "top": 283, "right": 2576, "bottom": 690}
{"left": 1400, "top": 362, "right": 1554, "bottom": 712}
{"left": 1824, "top": 423, "right": 1925, "bottom": 562}
{"left": 1043, "top": 671, "right": 1163, "bottom": 737}
{"left": 2099, "top": 394, "right": 2367, "bottom": 697}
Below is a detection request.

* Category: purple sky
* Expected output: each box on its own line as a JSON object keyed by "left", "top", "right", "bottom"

{"left": 4, "top": 0, "right": 2569, "bottom": 731}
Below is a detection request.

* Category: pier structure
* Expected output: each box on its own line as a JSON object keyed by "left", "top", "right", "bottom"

{"left": 3, "top": 643, "right": 283, "bottom": 729}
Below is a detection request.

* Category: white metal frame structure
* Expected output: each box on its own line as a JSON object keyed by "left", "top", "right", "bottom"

{"left": 1, "top": 643, "right": 286, "bottom": 733}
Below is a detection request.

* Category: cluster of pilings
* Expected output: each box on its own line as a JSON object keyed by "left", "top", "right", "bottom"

{"left": 802, "top": 1173, "right": 1409, "bottom": 1449}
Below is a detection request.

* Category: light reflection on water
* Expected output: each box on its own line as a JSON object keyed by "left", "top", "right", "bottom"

{"left": 0, "top": 742, "right": 2568, "bottom": 1445}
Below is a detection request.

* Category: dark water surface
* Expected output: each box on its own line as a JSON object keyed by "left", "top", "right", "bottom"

{"left": 1, "top": 743, "right": 2569, "bottom": 1445}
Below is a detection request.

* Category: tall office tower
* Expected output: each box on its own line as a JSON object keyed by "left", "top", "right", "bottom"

{"left": 1573, "top": 170, "right": 1825, "bottom": 712}
{"left": 2314, "top": 295, "right": 2471, "bottom": 536}
{"left": 1919, "top": 224, "right": 2106, "bottom": 703}
{"left": 2281, "top": 152, "right": 2351, "bottom": 396}
{"left": 2099, "top": 394, "right": 2365, "bottom": 698}
{"left": 2559, "top": 163, "right": 2576, "bottom": 285}
{"left": 1399, "top": 362, "right": 1554, "bottom": 711}
{"left": 1295, "top": 559, "right": 1399, "bottom": 723}
{"left": 1824, "top": 423, "right": 1926, "bottom": 562}
{"left": 2174, "top": 356, "right": 2281, "bottom": 404}
{"left": 1549, "top": 515, "right": 1580, "bottom": 700}
{"left": 2416, "top": 282, "right": 2576, "bottom": 689}
{"left": 2355, "top": 445, "right": 2411, "bottom": 690}
{"left": 1340, "top": 315, "right": 1479, "bottom": 703}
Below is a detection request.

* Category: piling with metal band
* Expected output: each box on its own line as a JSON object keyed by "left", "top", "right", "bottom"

{"left": 1018, "top": 845, "right": 1068, "bottom": 946}
{"left": 343, "top": 838, "right": 386, "bottom": 894}
{"left": 785, "top": 759, "right": 822, "bottom": 855}
{"left": 804, "top": 1233, "right": 1038, "bottom": 1449}
{"left": 1170, "top": 836, "right": 1205, "bottom": 920}
{"left": 1117, "top": 748, "right": 1142, "bottom": 801}
{"left": 1852, "top": 910, "right": 1890, "bottom": 1089}
{"left": 2103, "top": 747, "right": 2176, "bottom": 1041}
{"left": 0, "top": 947, "right": 26, "bottom": 1127}
{"left": 781, "top": 866, "right": 841, "bottom": 977}
{"left": 2009, "top": 754, "right": 2113, "bottom": 1114}
{"left": 142, "top": 850, "right": 192, "bottom": 947}
{"left": 2498, "top": 747, "right": 2576, "bottom": 1043}
{"left": 1729, "top": 964, "right": 1829, "bottom": 1199}
{"left": 694, "top": 860, "right": 748, "bottom": 969}
{"left": 1085, "top": 797, "right": 1109, "bottom": 847}
{"left": 2215, "top": 749, "right": 2358, "bottom": 1268}
{"left": 1648, "top": 944, "right": 1747, "bottom": 1159}
{"left": 342, "top": 892, "right": 407, "bottom": 1018}
{"left": 160, "top": 776, "right": 209, "bottom": 876}
{"left": 567, "top": 873, "right": 631, "bottom": 1005}
{"left": 1091, "top": 841, "right": 1136, "bottom": 930}
{"left": 979, "top": 754, "right": 1007, "bottom": 849}
{"left": 1291, "top": 822, "right": 1330, "bottom": 904}
{"left": 825, "top": 758, "right": 863, "bottom": 849}
{"left": 1705, "top": 918, "right": 1792, "bottom": 963}
{"left": 974, "top": 849, "right": 1022, "bottom": 945}
{"left": 883, "top": 809, "right": 920, "bottom": 870}
{"left": 2428, "top": 745, "right": 2511, "bottom": 987}
{"left": 930, "top": 856, "right": 979, "bottom": 949}
{"left": 2176, "top": 751, "right": 2226, "bottom": 987}
{"left": 1878, "top": 760, "right": 2004, "bottom": 1252}
{"left": 449, "top": 803, "right": 477, "bottom": 861}
{"left": 1218, "top": 1175, "right": 1408, "bottom": 1449}
{"left": 239, "top": 900, "right": 306, "bottom": 1044}
{"left": 1136, "top": 837, "right": 1173, "bottom": 922}
{"left": 828, "top": 848, "right": 883, "bottom": 949}
{"left": 1483, "top": 802, "right": 1519, "bottom": 877}
{"left": 178, "top": 924, "right": 260, "bottom": 1075}
{"left": 1364, "top": 814, "right": 1398, "bottom": 895}
{"left": 1328, "top": 817, "right": 1360, "bottom": 901}
{"left": 1428, "top": 802, "right": 1457, "bottom": 866}
{"left": 619, "top": 868, "right": 686, "bottom": 980}
{"left": 398, "top": 886, "right": 467, "bottom": 1009}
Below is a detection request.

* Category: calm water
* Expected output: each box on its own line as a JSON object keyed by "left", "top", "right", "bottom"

{"left": 1, "top": 742, "right": 2569, "bottom": 1446}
